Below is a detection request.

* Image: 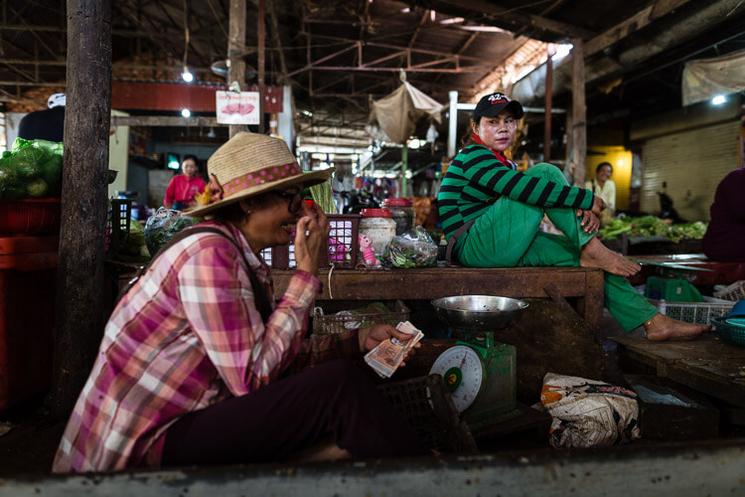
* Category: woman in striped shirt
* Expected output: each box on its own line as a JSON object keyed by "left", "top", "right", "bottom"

{"left": 54, "top": 133, "right": 421, "bottom": 473}
{"left": 437, "top": 92, "right": 709, "bottom": 341}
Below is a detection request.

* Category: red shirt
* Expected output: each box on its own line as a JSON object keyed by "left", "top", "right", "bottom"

{"left": 163, "top": 174, "right": 207, "bottom": 208}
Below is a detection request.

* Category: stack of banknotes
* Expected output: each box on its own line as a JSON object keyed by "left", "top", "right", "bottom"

{"left": 364, "top": 321, "right": 424, "bottom": 378}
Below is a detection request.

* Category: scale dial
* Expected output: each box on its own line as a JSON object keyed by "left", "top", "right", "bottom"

{"left": 429, "top": 345, "right": 484, "bottom": 413}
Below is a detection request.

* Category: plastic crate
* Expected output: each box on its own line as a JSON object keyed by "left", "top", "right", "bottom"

{"left": 260, "top": 214, "right": 361, "bottom": 269}
{"left": 109, "top": 199, "right": 132, "bottom": 254}
{"left": 713, "top": 318, "right": 745, "bottom": 347}
{"left": 378, "top": 375, "right": 477, "bottom": 453}
{"left": 714, "top": 281, "right": 745, "bottom": 302}
{"left": 0, "top": 198, "right": 61, "bottom": 235}
{"left": 312, "top": 301, "right": 410, "bottom": 336}
{"left": 655, "top": 297, "right": 734, "bottom": 325}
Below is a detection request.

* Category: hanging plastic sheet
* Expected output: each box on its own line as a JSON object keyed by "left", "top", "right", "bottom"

{"left": 369, "top": 82, "right": 444, "bottom": 144}
{"left": 682, "top": 48, "right": 745, "bottom": 106}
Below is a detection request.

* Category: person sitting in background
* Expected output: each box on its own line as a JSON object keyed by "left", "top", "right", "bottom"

{"left": 53, "top": 132, "right": 421, "bottom": 473}
{"left": 585, "top": 162, "right": 616, "bottom": 225}
{"left": 703, "top": 167, "right": 745, "bottom": 261}
{"left": 17, "top": 93, "right": 66, "bottom": 142}
{"left": 438, "top": 92, "right": 709, "bottom": 341}
{"left": 163, "top": 155, "right": 207, "bottom": 210}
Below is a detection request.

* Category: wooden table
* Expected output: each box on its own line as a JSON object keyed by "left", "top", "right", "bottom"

{"left": 613, "top": 334, "right": 745, "bottom": 408}
{"left": 274, "top": 266, "right": 605, "bottom": 329}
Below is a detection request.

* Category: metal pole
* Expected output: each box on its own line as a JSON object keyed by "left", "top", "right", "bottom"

{"left": 448, "top": 90, "right": 458, "bottom": 158}
{"left": 401, "top": 144, "right": 408, "bottom": 196}
{"left": 544, "top": 49, "right": 553, "bottom": 162}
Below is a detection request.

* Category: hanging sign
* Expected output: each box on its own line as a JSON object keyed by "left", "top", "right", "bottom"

{"left": 215, "top": 90, "right": 260, "bottom": 125}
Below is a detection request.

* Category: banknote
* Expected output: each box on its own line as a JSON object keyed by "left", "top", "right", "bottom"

{"left": 364, "top": 321, "right": 424, "bottom": 378}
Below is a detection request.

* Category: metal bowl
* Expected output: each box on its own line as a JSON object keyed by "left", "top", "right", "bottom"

{"left": 431, "top": 295, "right": 529, "bottom": 331}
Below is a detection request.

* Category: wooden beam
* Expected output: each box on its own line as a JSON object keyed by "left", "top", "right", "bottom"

{"left": 227, "top": 0, "right": 247, "bottom": 137}
{"left": 544, "top": 49, "right": 553, "bottom": 161}
{"left": 570, "top": 38, "right": 586, "bottom": 186}
{"left": 257, "top": 0, "right": 266, "bottom": 133}
{"left": 111, "top": 115, "right": 219, "bottom": 127}
{"left": 268, "top": 0, "right": 287, "bottom": 84}
{"left": 50, "top": 0, "right": 112, "bottom": 418}
{"left": 436, "top": 0, "right": 595, "bottom": 39}
{"left": 585, "top": 0, "right": 691, "bottom": 57}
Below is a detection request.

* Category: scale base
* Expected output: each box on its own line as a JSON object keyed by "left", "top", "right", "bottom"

{"left": 463, "top": 404, "right": 522, "bottom": 435}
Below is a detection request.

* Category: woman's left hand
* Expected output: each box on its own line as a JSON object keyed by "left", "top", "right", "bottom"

{"left": 577, "top": 209, "right": 601, "bottom": 234}
{"left": 358, "top": 324, "right": 421, "bottom": 364}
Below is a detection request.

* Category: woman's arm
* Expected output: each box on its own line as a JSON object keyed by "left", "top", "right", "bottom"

{"left": 606, "top": 180, "right": 616, "bottom": 212}
{"left": 456, "top": 145, "right": 594, "bottom": 210}
{"left": 177, "top": 240, "right": 319, "bottom": 395}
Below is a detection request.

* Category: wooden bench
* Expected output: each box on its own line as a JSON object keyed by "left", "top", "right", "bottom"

{"left": 273, "top": 266, "right": 605, "bottom": 329}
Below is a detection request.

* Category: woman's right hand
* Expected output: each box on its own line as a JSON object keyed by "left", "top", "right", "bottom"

{"left": 294, "top": 204, "right": 329, "bottom": 274}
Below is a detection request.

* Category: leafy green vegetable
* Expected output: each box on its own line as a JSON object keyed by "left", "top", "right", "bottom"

{"left": 26, "top": 178, "right": 48, "bottom": 197}
{"left": 144, "top": 207, "right": 198, "bottom": 256}
{"left": 309, "top": 179, "right": 336, "bottom": 214}
{"left": 599, "top": 216, "right": 707, "bottom": 242}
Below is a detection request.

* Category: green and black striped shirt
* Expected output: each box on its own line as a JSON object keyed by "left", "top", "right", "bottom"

{"left": 437, "top": 144, "right": 595, "bottom": 240}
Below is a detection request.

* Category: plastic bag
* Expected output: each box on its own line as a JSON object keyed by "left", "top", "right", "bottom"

{"left": 144, "top": 207, "right": 198, "bottom": 256}
{"left": 386, "top": 225, "right": 437, "bottom": 268}
{"left": 0, "top": 138, "right": 63, "bottom": 200}
{"left": 540, "top": 373, "right": 641, "bottom": 448}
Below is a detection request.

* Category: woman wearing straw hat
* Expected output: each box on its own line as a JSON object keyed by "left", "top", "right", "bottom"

{"left": 53, "top": 132, "right": 422, "bottom": 473}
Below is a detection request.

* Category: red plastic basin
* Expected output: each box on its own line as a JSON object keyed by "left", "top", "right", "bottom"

{"left": 0, "top": 198, "right": 61, "bottom": 235}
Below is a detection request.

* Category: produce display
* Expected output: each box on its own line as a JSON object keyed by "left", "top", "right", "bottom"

{"left": 386, "top": 225, "right": 438, "bottom": 268}
{"left": 599, "top": 215, "right": 707, "bottom": 243}
{"left": 0, "top": 138, "right": 63, "bottom": 199}
{"left": 144, "top": 207, "right": 197, "bottom": 256}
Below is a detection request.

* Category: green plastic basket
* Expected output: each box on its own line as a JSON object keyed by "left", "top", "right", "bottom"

{"left": 713, "top": 317, "right": 745, "bottom": 347}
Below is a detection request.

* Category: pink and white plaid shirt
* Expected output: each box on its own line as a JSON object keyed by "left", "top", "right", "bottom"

{"left": 52, "top": 221, "right": 320, "bottom": 473}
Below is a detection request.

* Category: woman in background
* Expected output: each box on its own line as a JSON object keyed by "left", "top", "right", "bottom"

{"left": 586, "top": 162, "right": 616, "bottom": 225}
{"left": 163, "top": 154, "right": 207, "bottom": 210}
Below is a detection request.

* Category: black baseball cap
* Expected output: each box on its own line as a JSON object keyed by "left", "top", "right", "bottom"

{"left": 473, "top": 92, "right": 524, "bottom": 120}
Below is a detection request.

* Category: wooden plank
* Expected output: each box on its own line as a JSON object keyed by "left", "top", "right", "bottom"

{"left": 613, "top": 335, "right": 745, "bottom": 407}
{"left": 436, "top": 0, "right": 595, "bottom": 39}
{"left": 580, "top": 267, "right": 604, "bottom": 329}
{"left": 228, "top": 0, "right": 246, "bottom": 138}
{"left": 257, "top": 0, "right": 266, "bottom": 134}
{"left": 50, "top": 0, "right": 112, "bottom": 418}
{"left": 570, "top": 38, "right": 586, "bottom": 186}
{"left": 111, "top": 115, "right": 219, "bottom": 127}
{"left": 585, "top": 0, "right": 691, "bottom": 57}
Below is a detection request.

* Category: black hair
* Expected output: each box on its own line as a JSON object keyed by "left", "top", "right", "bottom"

{"left": 596, "top": 162, "right": 613, "bottom": 174}
{"left": 182, "top": 154, "right": 199, "bottom": 164}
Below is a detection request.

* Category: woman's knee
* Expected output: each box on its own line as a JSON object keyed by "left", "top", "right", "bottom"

{"left": 526, "top": 162, "right": 567, "bottom": 184}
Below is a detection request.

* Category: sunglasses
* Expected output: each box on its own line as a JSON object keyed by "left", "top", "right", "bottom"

{"left": 274, "top": 189, "right": 303, "bottom": 214}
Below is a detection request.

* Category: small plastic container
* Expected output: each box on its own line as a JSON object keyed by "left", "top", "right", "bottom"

{"left": 359, "top": 208, "right": 396, "bottom": 261}
{"left": 382, "top": 198, "right": 415, "bottom": 235}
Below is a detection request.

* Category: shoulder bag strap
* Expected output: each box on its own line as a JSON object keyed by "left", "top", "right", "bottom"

{"left": 119, "top": 226, "right": 273, "bottom": 323}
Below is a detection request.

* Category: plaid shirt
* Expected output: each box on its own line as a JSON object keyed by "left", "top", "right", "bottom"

{"left": 52, "top": 221, "right": 321, "bottom": 473}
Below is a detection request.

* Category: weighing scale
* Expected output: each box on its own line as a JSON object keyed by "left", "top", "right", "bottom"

{"left": 429, "top": 295, "right": 528, "bottom": 433}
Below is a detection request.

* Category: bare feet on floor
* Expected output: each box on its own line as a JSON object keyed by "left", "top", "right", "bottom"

{"left": 643, "top": 314, "right": 711, "bottom": 341}
{"left": 579, "top": 238, "right": 641, "bottom": 277}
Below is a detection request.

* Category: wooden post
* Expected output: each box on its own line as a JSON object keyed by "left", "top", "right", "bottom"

{"left": 228, "top": 0, "right": 246, "bottom": 138}
{"left": 257, "top": 0, "right": 266, "bottom": 134}
{"left": 570, "top": 38, "right": 586, "bottom": 186}
{"left": 543, "top": 50, "right": 553, "bottom": 162}
{"left": 50, "top": 0, "right": 112, "bottom": 417}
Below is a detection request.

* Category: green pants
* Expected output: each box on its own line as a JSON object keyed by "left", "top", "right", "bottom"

{"left": 456, "top": 163, "right": 657, "bottom": 331}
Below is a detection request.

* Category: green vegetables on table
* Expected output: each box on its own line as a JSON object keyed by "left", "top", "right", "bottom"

{"left": 599, "top": 215, "right": 707, "bottom": 243}
{"left": 144, "top": 207, "right": 198, "bottom": 256}
{"left": 386, "top": 226, "right": 438, "bottom": 268}
{"left": 0, "top": 138, "right": 63, "bottom": 200}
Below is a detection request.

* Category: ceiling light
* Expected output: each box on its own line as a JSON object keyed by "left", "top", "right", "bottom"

{"left": 711, "top": 95, "right": 726, "bottom": 106}
{"left": 181, "top": 68, "right": 194, "bottom": 83}
{"left": 440, "top": 16, "right": 464, "bottom": 25}
{"left": 181, "top": 108, "right": 191, "bottom": 118}
{"left": 430, "top": 10, "right": 436, "bottom": 21}
{"left": 401, "top": 7, "right": 410, "bottom": 13}
{"left": 457, "top": 25, "right": 508, "bottom": 33}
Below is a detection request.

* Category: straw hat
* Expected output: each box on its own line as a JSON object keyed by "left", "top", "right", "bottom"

{"left": 186, "top": 132, "right": 332, "bottom": 217}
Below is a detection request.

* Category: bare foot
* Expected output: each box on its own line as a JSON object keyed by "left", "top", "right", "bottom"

{"left": 580, "top": 238, "right": 641, "bottom": 277}
{"left": 643, "top": 314, "right": 711, "bottom": 341}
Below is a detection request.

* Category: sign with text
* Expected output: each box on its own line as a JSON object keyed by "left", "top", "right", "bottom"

{"left": 215, "top": 91, "right": 260, "bottom": 125}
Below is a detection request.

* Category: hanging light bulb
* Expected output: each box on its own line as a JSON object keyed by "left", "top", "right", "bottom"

{"left": 181, "top": 108, "right": 191, "bottom": 118}
{"left": 181, "top": 67, "right": 194, "bottom": 83}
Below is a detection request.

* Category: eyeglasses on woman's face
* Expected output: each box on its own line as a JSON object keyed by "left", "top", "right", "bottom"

{"left": 274, "top": 189, "right": 303, "bottom": 214}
